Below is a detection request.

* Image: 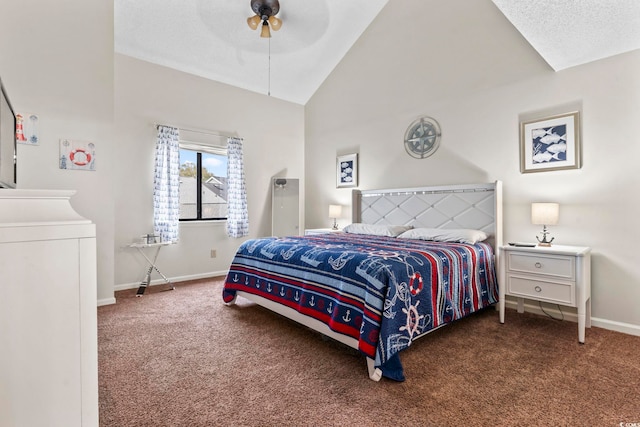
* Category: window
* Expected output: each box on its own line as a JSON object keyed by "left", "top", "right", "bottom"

{"left": 179, "top": 145, "right": 228, "bottom": 221}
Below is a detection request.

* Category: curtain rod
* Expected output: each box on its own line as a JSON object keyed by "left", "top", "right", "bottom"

{"left": 154, "top": 123, "right": 238, "bottom": 139}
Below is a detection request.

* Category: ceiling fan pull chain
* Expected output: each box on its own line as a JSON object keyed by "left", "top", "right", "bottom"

{"left": 268, "top": 37, "right": 271, "bottom": 97}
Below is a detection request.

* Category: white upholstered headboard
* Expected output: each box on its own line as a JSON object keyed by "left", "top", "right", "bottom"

{"left": 352, "top": 181, "right": 503, "bottom": 249}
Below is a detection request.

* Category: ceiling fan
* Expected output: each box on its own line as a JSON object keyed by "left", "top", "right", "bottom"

{"left": 247, "top": 0, "right": 282, "bottom": 38}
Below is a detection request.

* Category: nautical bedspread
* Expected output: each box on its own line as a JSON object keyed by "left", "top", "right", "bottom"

{"left": 222, "top": 233, "right": 498, "bottom": 380}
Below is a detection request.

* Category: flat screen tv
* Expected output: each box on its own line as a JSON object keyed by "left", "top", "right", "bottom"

{"left": 0, "top": 77, "right": 17, "bottom": 188}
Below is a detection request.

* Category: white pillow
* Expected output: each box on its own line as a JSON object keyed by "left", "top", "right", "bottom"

{"left": 397, "top": 228, "right": 488, "bottom": 244}
{"left": 343, "top": 223, "right": 413, "bottom": 237}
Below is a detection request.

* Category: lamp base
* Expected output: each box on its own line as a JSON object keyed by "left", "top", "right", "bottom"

{"left": 536, "top": 226, "right": 554, "bottom": 247}
{"left": 332, "top": 218, "right": 339, "bottom": 230}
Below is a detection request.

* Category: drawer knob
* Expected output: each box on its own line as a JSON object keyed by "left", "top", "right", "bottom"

{"left": 535, "top": 262, "right": 542, "bottom": 268}
{"left": 535, "top": 286, "right": 542, "bottom": 292}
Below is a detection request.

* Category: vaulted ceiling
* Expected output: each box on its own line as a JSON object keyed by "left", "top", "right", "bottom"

{"left": 114, "top": 0, "right": 640, "bottom": 105}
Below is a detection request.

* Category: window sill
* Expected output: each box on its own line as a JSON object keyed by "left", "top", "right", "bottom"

{"left": 179, "top": 219, "right": 227, "bottom": 227}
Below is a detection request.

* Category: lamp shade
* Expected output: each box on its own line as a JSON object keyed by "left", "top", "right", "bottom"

{"left": 260, "top": 21, "right": 271, "bottom": 38}
{"left": 247, "top": 15, "right": 261, "bottom": 30}
{"left": 329, "top": 204, "right": 342, "bottom": 218}
{"left": 268, "top": 15, "right": 282, "bottom": 31}
{"left": 531, "top": 203, "right": 559, "bottom": 225}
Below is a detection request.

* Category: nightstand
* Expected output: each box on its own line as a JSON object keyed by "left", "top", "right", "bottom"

{"left": 499, "top": 244, "right": 591, "bottom": 343}
{"left": 304, "top": 228, "right": 342, "bottom": 236}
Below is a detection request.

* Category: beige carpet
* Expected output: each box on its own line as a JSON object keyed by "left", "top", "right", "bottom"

{"left": 98, "top": 278, "right": 640, "bottom": 426}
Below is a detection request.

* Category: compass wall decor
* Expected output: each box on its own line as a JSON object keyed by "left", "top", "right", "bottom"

{"left": 404, "top": 116, "right": 441, "bottom": 159}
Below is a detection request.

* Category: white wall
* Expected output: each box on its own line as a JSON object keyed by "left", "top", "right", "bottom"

{"left": 305, "top": 0, "right": 640, "bottom": 331}
{"left": 0, "top": 0, "right": 116, "bottom": 303}
{"left": 114, "top": 55, "right": 305, "bottom": 290}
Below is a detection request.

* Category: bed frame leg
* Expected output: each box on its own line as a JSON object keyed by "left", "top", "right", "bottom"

{"left": 366, "top": 358, "right": 382, "bottom": 382}
{"left": 224, "top": 295, "right": 238, "bottom": 306}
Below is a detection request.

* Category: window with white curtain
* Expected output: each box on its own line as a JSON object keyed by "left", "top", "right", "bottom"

{"left": 179, "top": 142, "right": 228, "bottom": 221}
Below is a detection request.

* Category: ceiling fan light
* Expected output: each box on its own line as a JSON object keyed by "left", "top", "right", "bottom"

{"left": 247, "top": 14, "right": 261, "bottom": 30}
{"left": 268, "top": 15, "right": 282, "bottom": 31}
{"left": 260, "top": 21, "right": 271, "bottom": 38}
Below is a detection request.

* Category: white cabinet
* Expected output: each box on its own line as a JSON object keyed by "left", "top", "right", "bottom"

{"left": 304, "top": 228, "right": 342, "bottom": 236}
{"left": 0, "top": 190, "right": 98, "bottom": 427}
{"left": 499, "top": 244, "right": 591, "bottom": 343}
{"left": 272, "top": 178, "right": 300, "bottom": 237}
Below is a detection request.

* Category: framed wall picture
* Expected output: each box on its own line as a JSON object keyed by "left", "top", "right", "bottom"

{"left": 59, "top": 139, "right": 96, "bottom": 171}
{"left": 520, "top": 111, "right": 581, "bottom": 173}
{"left": 336, "top": 153, "right": 358, "bottom": 188}
{"left": 16, "top": 113, "right": 39, "bottom": 145}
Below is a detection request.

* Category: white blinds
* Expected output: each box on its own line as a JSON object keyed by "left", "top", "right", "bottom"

{"left": 179, "top": 140, "right": 227, "bottom": 156}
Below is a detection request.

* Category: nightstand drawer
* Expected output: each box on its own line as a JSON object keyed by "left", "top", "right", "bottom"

{"left": 507, "top": 252, "right": 575, "bottom": 280}
{"left": 507, "top": 275, "right": 575, "bottom": 305}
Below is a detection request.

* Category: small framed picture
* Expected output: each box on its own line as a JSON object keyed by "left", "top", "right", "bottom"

{"left": 336, "top": 153, "right": 358, "bottom": 188}
{"left": 59, "top": 139, "right": 96, "bottom": 171}
{"left": 16, "top": 113, "right": 39, "bottom": 145}
{"left": 520, "top": 111, "right": 581, "bottom": 173}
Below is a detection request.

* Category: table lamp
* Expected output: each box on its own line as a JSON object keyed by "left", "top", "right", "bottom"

{"left": 329, "top": 204, "right": 342, "bottom": 230}
{"left": 531, "top": 202, "right": 559, "bottom": 246}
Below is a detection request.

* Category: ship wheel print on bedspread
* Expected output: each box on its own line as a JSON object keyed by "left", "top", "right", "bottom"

{"left": 380, "top": 269, "right": 432, "bottom": 357}
{"left": 371, "top": 251, "right": 427, "bottom": 313}
{"left": 362, "top": 253, "right": 432, "bottom": 355}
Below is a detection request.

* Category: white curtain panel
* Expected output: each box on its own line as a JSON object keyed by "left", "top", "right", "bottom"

{"left": 153, "top": 125, "right": 180, "bottom": 243}
{"left": 226, "top": 137, "right": 249, "bottom": 238}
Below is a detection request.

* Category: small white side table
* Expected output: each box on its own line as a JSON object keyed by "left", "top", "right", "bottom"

{"left": 304, "top": 228, "right": 342, "bottom": 236}
{"left": 128, "top": 241, "right": 175, "bottom": 296}
{"left": 500, "top": 244, "right": 591, "bottom": 343}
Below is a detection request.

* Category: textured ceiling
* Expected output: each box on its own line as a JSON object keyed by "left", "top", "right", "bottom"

{"left": 491, "top": 0, "right": 640, "bottom": 71}
{"left": 114, "top": 0, "right": 640, "bottom": 105}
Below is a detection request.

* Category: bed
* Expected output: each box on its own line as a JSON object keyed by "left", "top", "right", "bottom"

{"left": 223, "top": 181, "right": 503, "bottom": 381}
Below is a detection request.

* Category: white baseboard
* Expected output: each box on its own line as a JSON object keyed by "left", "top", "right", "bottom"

{"left": 113, "top": 270, "right": 228, "bottom": 292}
{"left": 590, "top": 317, "right": 640, "bottom": 337}
{"left": 504, "top": 299, "right": 579, "bottom": 322}
{"left": 504, "top": 300, "right": 640, "bottom": 337}
{"left": 98, "top": 297, "right": 117, "bottom": 307}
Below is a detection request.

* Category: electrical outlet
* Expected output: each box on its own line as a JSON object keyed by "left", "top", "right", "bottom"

{"left": 210, "top": 249, "right": 217, "bottom": 258}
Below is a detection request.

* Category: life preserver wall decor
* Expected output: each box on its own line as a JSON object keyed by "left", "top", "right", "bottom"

{"left": 69, "top": 148, "right": 92, "bottom": 166}
{"left": 59, "top": 139, "right": 96, "bottom": 171}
